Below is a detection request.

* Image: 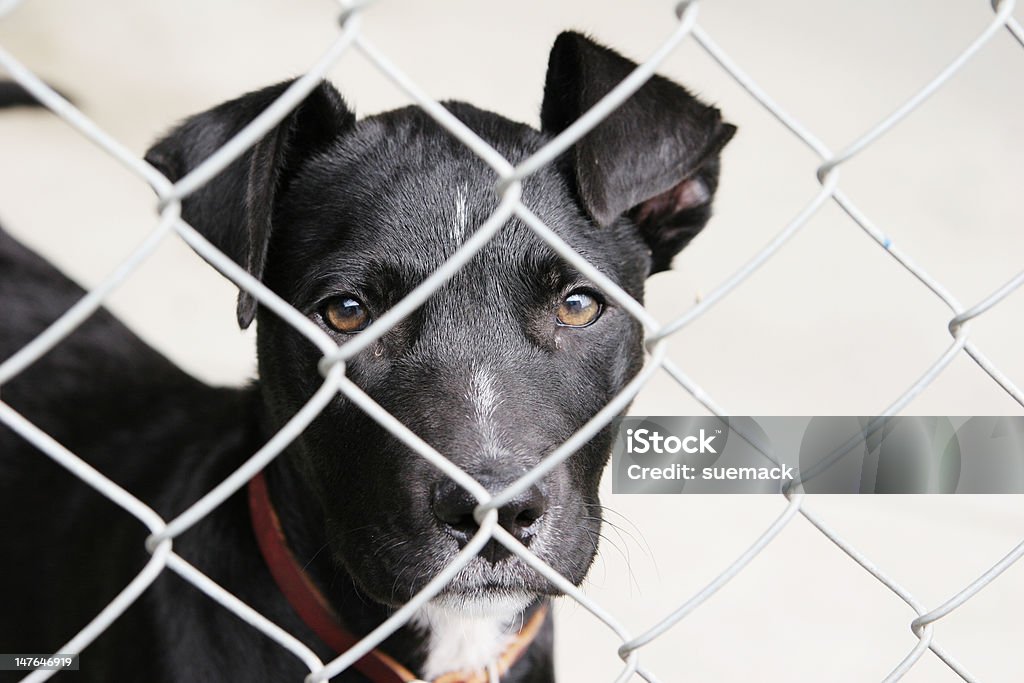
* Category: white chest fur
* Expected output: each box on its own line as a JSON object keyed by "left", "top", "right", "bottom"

{"left": 411, "top": 595, "right": 528, "bottom": 680}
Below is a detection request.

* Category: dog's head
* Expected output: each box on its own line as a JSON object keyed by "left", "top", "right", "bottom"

{"left": 146, "top": 33, "right": 734, "bottom": 614}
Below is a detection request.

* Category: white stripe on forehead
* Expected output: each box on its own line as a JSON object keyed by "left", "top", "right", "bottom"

{"left": 468, "top": 366, "right": 503, "bottom": 459}
{"left": 450, "top": 183, "right": 469, "bottom": 243}
{"left": 470, "top": 366, "right": 497, "bottom": 419}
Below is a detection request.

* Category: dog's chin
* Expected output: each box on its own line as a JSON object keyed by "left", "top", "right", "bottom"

{"left": 344, "top": 549, "right": 560, "bottom": 610}
{"left": 436, "top": 555, "right": 559, "bottom": 603}
{"left": 428, "top": 588, "right": 535, "bottom": 619}
{"left": 434, "top": 555, "right": 553, "bottom": 610}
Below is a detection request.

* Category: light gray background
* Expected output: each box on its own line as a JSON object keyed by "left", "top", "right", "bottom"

{"left": 1, "top": 1, "right": 1022, "bottom": 681}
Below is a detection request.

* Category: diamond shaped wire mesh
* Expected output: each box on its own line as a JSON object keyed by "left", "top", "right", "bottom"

{"left": 0, "top": 1, "right": 1022, "bottom": 682}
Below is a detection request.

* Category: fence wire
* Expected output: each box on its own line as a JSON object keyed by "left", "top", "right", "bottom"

{"left": 0, "top": 1, "right": 1022, "bottom": 682}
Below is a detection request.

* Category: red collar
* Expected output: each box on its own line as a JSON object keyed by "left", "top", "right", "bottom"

{"left": 248, "top": 472, "right": 547, "bottom": 683}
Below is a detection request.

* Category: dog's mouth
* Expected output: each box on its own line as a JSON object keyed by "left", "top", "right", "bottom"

{"left": 430, "top": 579, "right": 537, "bottom": 619}
{"left": 326, "top": 487, "right": 601, "bottom": 610}
{"left": 333, "top": 536, "right": 566, "bottom": 609}
{"left": 439, "top": 555, "right": 557, "bottom": 601}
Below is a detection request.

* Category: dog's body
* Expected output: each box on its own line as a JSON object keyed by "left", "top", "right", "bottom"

{"left": 0, "top": 33, "right": 733, "bottom": 682}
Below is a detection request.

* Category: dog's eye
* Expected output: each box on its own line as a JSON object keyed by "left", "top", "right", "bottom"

{"left": 322, "top": 296, "right": 371, "bottom": 334}
{"left": 557, "top": 290, "right": 603, "bottom": 328}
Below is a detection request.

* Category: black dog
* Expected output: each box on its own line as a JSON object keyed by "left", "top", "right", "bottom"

{"left": 0, "top": 32, "right": 734, "bottom": 682}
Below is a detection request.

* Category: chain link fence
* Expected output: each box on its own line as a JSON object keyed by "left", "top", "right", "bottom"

{"left": 1, "top": 0, "right": 1022, "bottom": 681}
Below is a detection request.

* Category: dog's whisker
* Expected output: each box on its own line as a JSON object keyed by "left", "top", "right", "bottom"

{"left": 597, "top": 504, "right": 653, "bottom": 549}
{"left": 596, "top": 504, "right": 660, "bottom": 580}
{"left": 581, "top": 513, "right": 641, "bottom": 561}
{"left": 301, "top": 541, "right": 331, "bottom": 571}
{"left": 597, "top": 529, "right": 645, "bottom": 596}
{"left": 372, "top": 535, "right": 410, "bottom": 560}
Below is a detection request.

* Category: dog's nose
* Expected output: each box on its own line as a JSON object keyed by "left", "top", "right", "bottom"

{"left": 431, "top": 477, "right": 547, "bottom": 546}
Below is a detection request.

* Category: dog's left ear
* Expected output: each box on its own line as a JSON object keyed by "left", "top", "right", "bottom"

{"left": 541, "top": 32, "right": 736, "bottom": 273}
{"left": 145, "top": 80, "right": 354, "bottom": 328}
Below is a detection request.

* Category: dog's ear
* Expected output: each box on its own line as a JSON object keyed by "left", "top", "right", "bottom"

{"left": 145, "top": 80, "right": 354, "bottom": 328}
{"left": 541, "top": 32, "right": 736, "bottom": 274}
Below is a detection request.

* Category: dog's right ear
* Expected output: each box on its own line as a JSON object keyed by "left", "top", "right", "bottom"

{"left": 145, "top": 80, "right": 354, "bottom": 328}
{"left": 541, "top": 32, "right": 736, "bottom": 275}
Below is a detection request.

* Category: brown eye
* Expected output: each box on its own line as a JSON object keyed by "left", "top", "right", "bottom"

{"left": 557, "top": 290, "right": 603, "bottom": 328}
{"left": 322, "top": 296, "right": 370, "bottom": 334}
